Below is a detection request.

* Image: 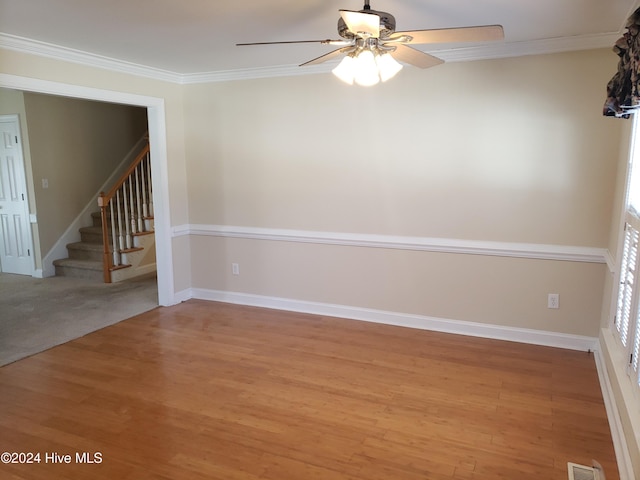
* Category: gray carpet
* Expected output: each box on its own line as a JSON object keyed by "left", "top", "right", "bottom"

{"left": 0, "top": 272, "right": 158, "bottom": 366}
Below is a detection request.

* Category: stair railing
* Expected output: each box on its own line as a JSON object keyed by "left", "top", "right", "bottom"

{"left": 97, "top": 141, "right": 153, "bottom": 283}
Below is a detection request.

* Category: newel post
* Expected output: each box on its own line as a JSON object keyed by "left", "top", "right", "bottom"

{"left": 97, "top": 193, "right": 112, "bottom": 283}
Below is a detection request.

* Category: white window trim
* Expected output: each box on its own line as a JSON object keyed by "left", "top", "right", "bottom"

{"left": 611, "top": 115, "right": 640, "bottom": 399}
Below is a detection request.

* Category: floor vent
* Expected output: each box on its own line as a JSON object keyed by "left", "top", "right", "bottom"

{"left": 567, "top": 462, "right": 604, "bottom": 480}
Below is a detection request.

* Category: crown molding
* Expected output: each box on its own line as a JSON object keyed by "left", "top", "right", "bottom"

{"left": 0, "top": 33, "right": 182, "bottom": 83}
{"left": 178, "top": 63, "right": 331, "bottom": 84}
{"left": 0, "top": 31, "right": 622, "bottom": 85}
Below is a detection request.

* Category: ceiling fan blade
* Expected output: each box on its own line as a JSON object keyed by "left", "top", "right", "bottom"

{"left": 388, "top": 25, "right": 504, "bottom": 44}
{"left": 339, "top": 9, "right": 380, "bottom": 37}
{"left": 236, "top": 39, "right": 348, "bottom": 46}
{"left": 300, "top": 47, "right": 355, "bottom": 66}
{"left": 391, "top": 45, "right": 444, "bottom": 69}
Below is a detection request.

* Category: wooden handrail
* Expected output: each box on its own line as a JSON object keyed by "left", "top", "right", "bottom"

{"left": 98, "top": 140, "right": 151, "bottom": 283}
{"left": 98, "top": 199, "right": 112, "bottom": 283}
{"left": 101, "top": 143, "right": 150, "bottom": 205}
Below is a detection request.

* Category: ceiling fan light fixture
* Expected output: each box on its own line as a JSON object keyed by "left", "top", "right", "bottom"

{"left": 332, "top": 55, "right": 356, "bottom": 85}
{"left": 333, "top": 48, "right": 401, "bottom": 86}
{"left": 376, "top": 51, "right": 402, "bottom": 82}
{"left": 238, "top": 1, "right": 504, "bottom": 86}
{"left": 353, "top": 49, "right": 380, "bottom": 86}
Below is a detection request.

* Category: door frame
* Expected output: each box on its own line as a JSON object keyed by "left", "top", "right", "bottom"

{"left": 0, "top": 73, "right": 175, "bottom": 307}
{"left": 0, "top": 113, "right": 35, "bottom": 275}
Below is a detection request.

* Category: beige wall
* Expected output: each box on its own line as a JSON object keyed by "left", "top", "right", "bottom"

{"left": 185, "top": 49, "right": 621, "bottom": 246}
{"left": 191, "top": 236, "right": 607, "bottom": 336}
{"left": 183, "top": 48, "right": 622, "bottom": 336}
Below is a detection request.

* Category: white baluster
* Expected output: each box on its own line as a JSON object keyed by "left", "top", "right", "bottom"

{"left": 135, "top": 165, "right": 143, "bottom": 232}
{"left": 141, "top": 155, "right": 148, "bottom": 221}
{"left": 109, "top": 200, "right": 118, "bottom": 266}
{"left": 116, "top": 188, "right": 124, "bottom": 255}
{"left": 128, "top": 175, "right": 136, "bottom": 234}
{"left": 123, "top": 179, "right": 131, "bottom": 249}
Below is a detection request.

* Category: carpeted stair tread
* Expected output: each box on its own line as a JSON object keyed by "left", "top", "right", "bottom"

{"left": 66, "top": 241, "right": 104, "bottom": 252}
{"left": 53, "top": 258, "right": 104, "bottom": 281}
{"left": 79, "top": 225, "right": 109, "bottom": 244}
{"left": 79, "top": 226, "right": 104, "bottom": 235}
{"left": 65, "top": 241, "right": 104, "bottom": 262}
{"left": 53, "top": 258, "right": 103, "bottom": 271}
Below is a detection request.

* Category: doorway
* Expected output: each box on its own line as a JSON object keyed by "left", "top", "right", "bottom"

{"left": 0, "top": 74, "right": 174, "bottom": 306}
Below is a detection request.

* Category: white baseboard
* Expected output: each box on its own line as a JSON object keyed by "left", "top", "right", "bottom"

{"left": 593, "top": 339, "right": 636, "bottom": 480}
{"left": 173, "top": 288, "right": 192, "bottom": 304}
{"left": 181, "top": 287, "right": 598, "bottom": 351}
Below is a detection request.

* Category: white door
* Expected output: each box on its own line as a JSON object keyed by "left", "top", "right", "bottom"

{"left": 0, "top": 116, "right": 34, "bottom": 275}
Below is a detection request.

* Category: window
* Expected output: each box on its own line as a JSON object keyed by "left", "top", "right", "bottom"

{"left": 613, "top": 117, "right": 640, "bottom": 390}
{"left": 615, "top": 222, "right": 639, "bottom": 348}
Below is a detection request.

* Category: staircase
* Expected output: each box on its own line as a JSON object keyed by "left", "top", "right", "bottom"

{"left": 53, "top": 212, "right": 115, "bottom": 281}
{"left": 53, "top": 139, "right": 155, "bottom": 283}
{"left": 53, "top": 211, "right": 155, "bottom": 282}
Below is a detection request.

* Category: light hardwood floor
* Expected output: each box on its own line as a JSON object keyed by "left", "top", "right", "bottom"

{"left": 0, "top": 299, "right": 618, "bottom": 479}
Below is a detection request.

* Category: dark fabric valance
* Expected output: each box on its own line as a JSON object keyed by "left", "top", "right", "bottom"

{"left": 604, "top": 7, "right": 640, "bottom": 118}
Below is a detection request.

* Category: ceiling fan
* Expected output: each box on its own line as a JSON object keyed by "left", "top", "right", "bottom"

{"left": 237, "top": 0, "right": 504, "bottom": 86}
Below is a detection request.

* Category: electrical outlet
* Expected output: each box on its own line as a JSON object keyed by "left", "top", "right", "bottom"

{"left": 548, "top": 293, "right": 559, "bottom": 309}
{"left": 232, "top": 263, "right": 239, "bottom": 275}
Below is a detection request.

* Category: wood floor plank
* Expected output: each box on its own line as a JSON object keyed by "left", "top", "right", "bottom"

{"left": 0, "top": 299, "right": 620, "bottom": 479}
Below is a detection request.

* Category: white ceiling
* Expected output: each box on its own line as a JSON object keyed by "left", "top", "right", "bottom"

{"left": 1, "top": 0, "right": 639, "bottom": 82}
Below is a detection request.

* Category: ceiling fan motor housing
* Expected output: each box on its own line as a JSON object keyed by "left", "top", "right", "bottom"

{"left": 338, "top": 9, "right": 396, "bottom": 39}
